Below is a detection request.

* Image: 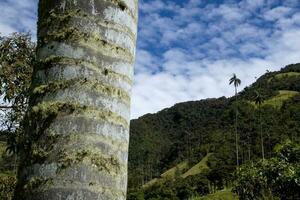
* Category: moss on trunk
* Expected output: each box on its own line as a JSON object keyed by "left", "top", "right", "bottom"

{"left": 14, "top": 0, "right": 138, "bottom": 199}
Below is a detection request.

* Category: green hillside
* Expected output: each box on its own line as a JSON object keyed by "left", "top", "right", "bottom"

{"left": 274, "top": 71, "right": 300, "bottom": 79}
{"left": 262, "top": 90, "right": 299, "bottom": 108}
{"left": 181, "top": 153, "right": 211, "bottom": 178}
{"left": 249, "top": 90, "right": 299, "bottom": 108}
{"left": 128, "top": 63, "right": 300, "bottom": 199}
{"left": 161, "top": 161, "right": 189, "bottom": 179}
{"left": 143, "top": 154, "right": 210, "bottom": 188}
{"left": 142, "top": 178, "right": 160, "bottom": 189}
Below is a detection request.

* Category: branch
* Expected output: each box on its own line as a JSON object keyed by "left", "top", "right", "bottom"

{"left": 0, "top": 105, "right": 14, "bottom": 109}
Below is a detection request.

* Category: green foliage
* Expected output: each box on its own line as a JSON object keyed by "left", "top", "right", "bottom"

{"left": 142, "top": 153, "right": 212, "bottom": 194}
{"left": 0, "top": 141, "right": 16, "bottom": 199}
{"left": 161, "top": 161, "right": 189, "bottom": 179}
{"left": 128, "top": 174, "right": 210, "bottom": 200}
{"left": 0, "top": 140, "right": 16, "bottom": 199}
{"left": 241, "top": 63, "right": 300, "bottom": 100}
{"left": 274, "top": 72, "right": 300, "bottom": 79}
{"left": 261, "top": 90, "right": 298, "bottom": 108}
{"left": 0, "top": 33, "right": 34, "bottom": 105}
{"left": 128, "top": 97, "right": 231, "bottom": 188}
{"left": 0, "top": 32, "right": 35, "bottom": 155}
{"left": 229, "top": 73, "right": 241, "bottom": 88}
{"left": 233, "top": 140, "right": 300, "bottom": 200}
{"left": 127, "top": 190, "right": 145, "bottom": 200}
{"left": 0, "top": 173, "right": 16, "bottom": 200}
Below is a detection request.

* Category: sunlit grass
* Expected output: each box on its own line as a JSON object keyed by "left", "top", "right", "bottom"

{"left": 181, "top": 153, "right": 212, "bottom": 178}
{"left": 143, "top": 161, "right": 189, "bottom": 188}
{"left": 143, "top": 153, "right": 212, "bottom": 188}
{"left": 274, "top": 72, "right": 300, "bottom": 79}
{"left": 268, "top": 72, "right": 300, "bottom": 82}
{"left": 250, "top": 90, "right": 298, "bottom": 109}
{"left": 263, "top": 90, "right": 298, "bottom": 108}
{"left": 161, "top": 161, "right": 189, "bottom": 178}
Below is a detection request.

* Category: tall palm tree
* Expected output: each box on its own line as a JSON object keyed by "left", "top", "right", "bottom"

{"left": 14, "top": 0, "right": 138, "bottom": 199}
{"left": 229, "top": 74, "right": 241, "bottom": 167}
{"left": 254, "top": 90, "right": 265, "bottom": 160}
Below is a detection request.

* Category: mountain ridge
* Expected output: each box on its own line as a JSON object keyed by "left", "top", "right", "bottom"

{"left": 127, "top": 63, "right": 300, "bottom": 199}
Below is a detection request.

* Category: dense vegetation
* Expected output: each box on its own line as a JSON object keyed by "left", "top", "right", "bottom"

{"left": 0, "top": 33, "right": 34, "bottom": 199}
{"left": 233, "top": 140, "right": 300, "bottom": 200}
{"left": 127, "top": 64, "right": 300, "bottom": 199}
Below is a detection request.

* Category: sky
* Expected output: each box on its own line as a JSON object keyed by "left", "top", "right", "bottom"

{"left": 1, "top": 0, "right": 300, "bottom": 119}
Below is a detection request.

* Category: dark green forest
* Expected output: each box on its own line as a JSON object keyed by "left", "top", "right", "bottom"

{"left": 127, "top": 64, "right": 300, "bottom": 199}
{"left": 0, "top": 34, "right": 299, "bottom": 199}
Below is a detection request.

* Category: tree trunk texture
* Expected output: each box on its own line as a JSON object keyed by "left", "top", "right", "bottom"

{"left": 235, "top": 87, "right": 239, "bottom": 167}
{"left": 259, "top": 106, "right": 265, "bottom": 160}
{"left": 14, "top": 0, "right": 138, "bottom": 199}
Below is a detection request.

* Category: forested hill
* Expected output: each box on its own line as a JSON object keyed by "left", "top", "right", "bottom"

{"left": 128, "top": 63, "right": 300, "bottom": 191}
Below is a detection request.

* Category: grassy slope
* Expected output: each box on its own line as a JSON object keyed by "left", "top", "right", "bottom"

{"left": 143, "top": 154, "right": 211, "bottom": 188}
{"left": 143, "top": 161, "right": 189, "bottom": 188}
{"left": 161, "top": 161, "right": 189, "bottom": 178}
{"left": 250, "top": 90, "right": 299, "bottom": 108}
{"left": 142, "top": 178, "right": 160, "bottom": 188}
{"left": 181, "top": 153, "right": 212, "bottom": 178}
{"left": 263, "top": 90, "right": 298, "bottom": 107}
{"left": 268, "top": 72, "right": 300, "bottom": 82}
{"left": 275, "top": 72, "right": 300, "bottom": 78}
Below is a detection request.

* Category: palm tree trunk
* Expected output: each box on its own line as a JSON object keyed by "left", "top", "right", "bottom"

{"left": 248, "top": 144, "right": 251, "bottom": 161}
{"left": 235, "top": 86, "right": 239, "bottom": 167}
{"left": 259, "top": 105, "right": 265, "bottom": 160}
{"left": 14, "top": 0, "right": 138, "bottom": 199}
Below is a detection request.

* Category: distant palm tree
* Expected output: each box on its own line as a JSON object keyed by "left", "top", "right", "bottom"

{"left": 229, "top": 74, "right": 241, "bottom": 167}
{"left": 254, "top": 90, "right": 265, "bottom": 160}
{"left": 184, "top": 130, "right": 192, "bottom": 161}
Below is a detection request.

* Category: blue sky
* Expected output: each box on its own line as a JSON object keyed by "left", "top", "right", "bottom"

{"left": 1, "top": 0, "right": 300, "bottom": 118}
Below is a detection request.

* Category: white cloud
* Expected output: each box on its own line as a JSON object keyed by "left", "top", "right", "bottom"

{"left": 0, "top": 0, "right": 38, "bottom": 38}
{"left": 0, "top": 23, "right": 17, "bottom": 35}
{"left": 215, "top": 4, "right": 248, "bottom": 22}
{"left": 139, "top": 0, "right": 179, "bottom": 13}
{"left": 135, "top": 49, "right": 160, "bottom": 74}
{"left": 264, "top": 6, "right": 293, "bottom": 21}
{"left": 131, "top": 1, "right": 300, "bottom": 118}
